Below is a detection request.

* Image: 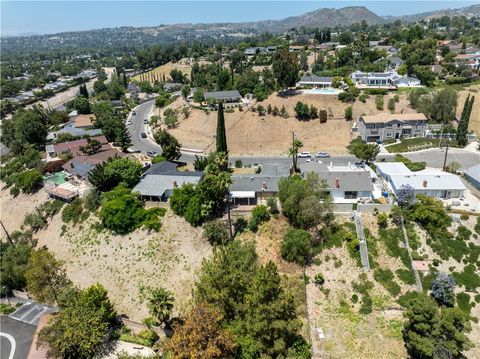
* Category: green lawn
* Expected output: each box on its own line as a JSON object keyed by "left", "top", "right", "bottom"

{"left": 386, "top": 138, "right": 441, "bottom": 153}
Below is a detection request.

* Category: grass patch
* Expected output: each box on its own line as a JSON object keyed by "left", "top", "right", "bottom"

{"left": 387, "top": 138, "right": 440, "bottom": 153}
{"left": 397, "top": 291, "right": 421, "bottom": 308}
{"left": 0, "top": 303, "right": 16, "bottom": 314}
{"left": 456, "top": 292, "right": 473, "bottom": 315}
{"left": 452, "top": 264, "right": 480, "bottom": 291}
{"left": 378, "top": 227, "right": 410, "bottom": 269}
{"left": 396, "top": 268, "right": 416, "bottom": 285}
{"left": 374, "top": 268, "right": 401, "bottom": 297}
{"left": 420, "top": 270, "right": 438, "bottom": 290}
{"left": 394, "top": 154, "right": 426, "bottom": 171}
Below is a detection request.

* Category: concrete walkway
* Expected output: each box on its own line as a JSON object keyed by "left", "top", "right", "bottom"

{"left": 353, "top": 211, "right": 370, "bottom": 271}
{"left": 400, "top": 216, "right": 423, "bottom": 293}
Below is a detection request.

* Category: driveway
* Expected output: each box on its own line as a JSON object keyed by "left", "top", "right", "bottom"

{"left": 0, "top": 316, "right": 36, "bottom": 359}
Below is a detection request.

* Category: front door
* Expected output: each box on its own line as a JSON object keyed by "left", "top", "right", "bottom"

{"left": 395, "top": 133, "right": 400, "bottom": 139}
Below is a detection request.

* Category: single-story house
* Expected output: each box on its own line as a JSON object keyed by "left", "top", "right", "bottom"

{"left": 297, "top": 75, "right": 333, "bottom": 88}
{"left": 375, "top": 162, "right": 466, "bottom": 199}
{"left": 386, "top": 54, "right": 404, "bottom": 70}
{"left": 62, "top": 147, "right": 126, "bottom": 180}
{"left": 357, "top": 112, "right": 428, "bottom": 142}
{"left": 163, "top": 82, "right": 183, "bottom": 92}
{"left": 203, "top": 90, "right": 242, "bottom": 108}
{"left": 73, "top": 114, "right": 95, "bottom": 128}
{"left": 47, "top": 122, "right": 103, "bottom": 142}
{"left": 229, "top": 163, "right": 290, "bottom": 206}
{"left": 45, "top": 135, "right": 108, "bottom": 162}
{"left": 350, "top": 70, "right": 421, "bottom": 88}
{"left": 133, "top": 161, "right": 203, "bottom": 201}
{"left": 464, "top": 164, "right": 480, "bottom": 190}
{"left": 299, "top": 162, "right": 374, "bottom": 203}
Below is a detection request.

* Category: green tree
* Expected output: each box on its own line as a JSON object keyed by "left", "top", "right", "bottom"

{"left": 38, "top": 284, "right": 116, "bottom": 359}
{"left": 193, "top": 88, "right": 205, "bottom": 103}
{"left": 456, "top": 95, "right": 474, "bottom": 146}
{"left": 289, "top": 139, "right": 303, "bottom": 171}
{"left": 430, "top": 88, "right": 458, "bottom": 123}
{"left": 25, "top": 247, "right": 71, "bottom": 304}
{"left": 103, "top": 157, "right": 143, "bottom": 188}
{"left": 345, "top": 106, "right": 353, "bottom": 121}
{"left": 115, "top": 122, "right": 132, "bottom": 152}
{"left": 79, "top": 138, "right": 101, "bottom": 155}
{"left": 281, "top": 228, "right": 312, "bottom": 265}
{"left": 278, "top": 173, "right": 333, "bottom": 230}
{"left": 72, "top": 96, "right": 91, "bottom": 114}
{"left": 272, "top": 48, "right": 299, "bottom": 91}
{"left": 203, "top": 220, "right": 230, "bottom": 245}
{"left": 99, "top": 186, "right": 145, "bottom": 234}
{"left": 403, "top": 294, "right": 472, "bottom": 359}
{"left": 147, "top": 287, "right": 174, "bottom": 326}
{"left": 216, "top": 103, "right": 228, "bottom": 153}
{"left": 79, "top": 83, "right": 89, "bottom": 98}
{"left": 154, "top": 129, "right": 182, "bottom": 161}
{"left": 388, "top": 98, "right": 396, "bottom": 113}
{"left": 1, "top": 108, "right": 47, "bottom": 154}
{"left": 347, "top": 138, "right": 380, "bottom": 164}
{"left": 0, "top": 243, "right": 32, "bottom": 295}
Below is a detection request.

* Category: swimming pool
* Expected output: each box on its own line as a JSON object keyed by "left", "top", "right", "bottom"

{"left": 305, "top": 88, "right": 340, "bottom": 95}
{"left": 44, "top": 172, "right": 68, "bottom": 185}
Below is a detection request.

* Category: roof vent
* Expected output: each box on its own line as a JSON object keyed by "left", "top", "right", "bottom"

{"left": 423, "top": 180, "right": 428, "bottom": 188}
{"left": 335, "top": 178, "right": 340, "bottom": 188}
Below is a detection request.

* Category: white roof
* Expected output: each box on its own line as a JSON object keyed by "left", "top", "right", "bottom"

{"left": 389, "top": 172, "right": 466, "bottom": 191}
{"left": 230, "top": 191, "right": 255, "bottom": 198}
{"left": 375, "top": 162, "right": 410, "bottom": 175}
{"left": 465, "top": 164, "right": 480, "bottom": 181}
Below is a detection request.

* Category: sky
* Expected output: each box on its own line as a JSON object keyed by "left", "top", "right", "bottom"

{"left": 1, "top": 0, "right": 479, "bottom": 36}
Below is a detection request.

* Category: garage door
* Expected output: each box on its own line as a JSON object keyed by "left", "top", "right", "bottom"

{"left": 366, "top": 136, "right": 380, "bottom": 142}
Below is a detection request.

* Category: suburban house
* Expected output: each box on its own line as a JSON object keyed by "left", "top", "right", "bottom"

{"left": 47, "top": 121, "right": 103, "bottom": 142}
{"left": 297, "top": 75, "right": 333, "bottom": 88}
{"left": 45, "top": 135, "right": 109, "bottom": 162}
{"left": 229, "top": 163, "right": 290, "bottom": 206}
{"left": 163, "top": 82, "right": 183, "bottom": 92}
{"left": 454, "top": 53, "right": 480, "bottom": 70}
{"left": 375, "top": 162, "right": 466, "bottom": 199}
{"left": 62, "top": 146, "right": 126, "bottom": 180}
{"left": 73, "top": 114, "right": 95, "bottom": 129}
{"left": 357, "top": 112, "right": 428, "bottom": 142}
{"left": 465, "top": 164, "right": 480, "bottom": 191}
{"left": 244, "top": 46, "right": 276, "bottom": 56}
{"left": 299, "top": 162, "right": 375, "bottom": 203}
{"left": 203, "top": 90, "right": 242, "bottom": 108}
{"left": 386, "top": 54, "right": 404, "bottom": 70}
{"left": 133, "top": 161, "right": 203, "bottom": 201}
{"left": 350, "top": 70, "right": 421, "bottom": 88}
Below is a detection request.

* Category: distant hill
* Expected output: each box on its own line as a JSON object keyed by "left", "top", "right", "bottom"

{"left": 393, "top": 4, "right": 480, "bottom": 23}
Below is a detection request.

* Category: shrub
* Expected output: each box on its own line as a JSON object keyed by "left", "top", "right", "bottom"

{"left": 281, "top": 228, "right": 312, "bottom": 265}
{"left": 388, "top": 98, "right": 396, "bottom": 112}
{"left": 375, "top": 95, "right": 384, "bottom": 110}
{"left": 15, "top": 170, "right": 43, "bottom": 193}
{"left": 431, "top": 272, "right": 456, "bottom": 307}
{"left": 396, "top": 268, "right": 416, "bottom": 285}
{"left": 251, "top": 205, "right": 270, "bottom": 224}
{"left": 235, "top": 159, "right": 243, "bottom": 168}
{"left": 266, "top": 197, "right": 279, "bottom": 215}
{"left": 373, "top": 268, "right": 401, "bottom": 297}
{"left": 351, "top": 294, "right": 359, "bottom": 303}
{"left": 377, "top": 212, "right": 388, "bottom": 228}
{"left": 151, "top": 155, "right": 166, "bottom": 164}
{"left": 62, "top": 198, "right": 84, "bottom": 224}
{"left": 338, "top": 91, "right": 356, "bottom": 103}
{"left": 83, "top": 189, "right": 102, "bottom": 212}
{"left": 234, "top": 217, "right": 248, "bottom": 235}
{"left": 359, "top": 293, "right": 373, "bottom": 315}
{"left": 359, "top": 94, "right": 368, "bottom": 103}
{"left": 456, "top": 292, "right": 472, "bottom": 315}
{"left": 0, "top": 303, "right": 16, "bottom": 315}
{"left": 23, "top": 211, "right": 47, "bottom": 232}
{"left": 203, "top": 220, "right": 230, "bottom": 245}
{"left": 314, "top": 273, "right": 325, "bottom": 286}
{"left": 344, "top": 106, "right": 353, "bottom": 121}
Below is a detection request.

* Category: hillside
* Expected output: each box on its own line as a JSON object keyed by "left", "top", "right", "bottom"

{"left": 393, "top": 4, "right": 480, "bottom": 23}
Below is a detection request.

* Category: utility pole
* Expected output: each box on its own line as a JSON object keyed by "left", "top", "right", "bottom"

{"left": 442, "top": 141, "right": 450, "bottom": 172}
{"left": 291, "top": 131, "right": 296, "bottom": 173}
{"left": 0, "top": 220, "right": 13, "bottom": 246}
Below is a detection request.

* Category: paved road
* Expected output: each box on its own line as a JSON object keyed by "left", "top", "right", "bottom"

{"left": 128, "top": 101, "right": 479, "bottom": 169}
{"left": 0, "top": 316, "right": 36, "bottom": 359}
{"left": 404, "top": 148, "right": 480, "bottom": 170}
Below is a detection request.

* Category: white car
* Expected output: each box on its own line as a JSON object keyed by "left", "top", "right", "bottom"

{"left": 315, "top": 152, "right": 330, "bottom": 158}
{"left": 126, "top": 120, "right": 132, "bottom": 125}
{"left": 298, "top": 151, "right": 311, "bottom": 158}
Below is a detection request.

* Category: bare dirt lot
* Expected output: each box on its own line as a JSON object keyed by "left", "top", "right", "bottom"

{"left": 161, "top": 91, "right": 416, "bottom": 156}
{"left": 0, "top": 188, "right": 211, "bottom": 322}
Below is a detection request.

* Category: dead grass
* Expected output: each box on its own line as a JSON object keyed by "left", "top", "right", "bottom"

{"left": 455, "top": 83, "right": 480, "bottom": 136}
{"left": 162, "top": 91, "right": 417, "bottom": 156}
{"left": 132, "top": 62, "right": 191, "bottom": 83}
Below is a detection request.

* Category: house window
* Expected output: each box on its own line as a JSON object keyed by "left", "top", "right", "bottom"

{"left": 397, "top": 124, "right": 401, "bottom": 128}
{"left": 386, "top": 124, "right": 393, "bottom": 128}
{"left": 386, "top": 133, "right": 392, "bottom": 138}
{"left": 371, "top": 124, "right": 376, "bottom": 129}
{"left": 345, "top": 191, "right": 358, "bottom": 199}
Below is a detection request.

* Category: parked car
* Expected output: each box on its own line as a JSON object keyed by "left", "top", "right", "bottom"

{"left": 143, "top": 119, "right": 149, "bottom": 124}
{"left": 140, "top": 132, "right": 147, "bottom": 138}
{"left": 315, "top": 152, "right": 330, "bottom": 158}
{"left": 132, "top": 110, "right": 136, "bottom": 115}
{"left": 126, "top": 120, "right": 132, "bottom": 125}
{"left": 298, "top": 151, "right": 311, "bottom": 158}
{"left": 147, "top": 151, "right": 157, "bottom": 158}
{"left": 355, "top": 161, "right": 365, "bottom": 168}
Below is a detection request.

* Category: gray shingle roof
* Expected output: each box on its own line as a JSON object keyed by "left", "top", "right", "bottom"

{"left": 230, "top": 175, "right": 283, "bottom": 193}
{"left": 133, "top": 174, "right": 202, "bottom": 197}
{"left": 203, "top": 90, "right": 241, "bottom": 101}
{"left": 299, "top": 75, "right": 332, "bottom": 83}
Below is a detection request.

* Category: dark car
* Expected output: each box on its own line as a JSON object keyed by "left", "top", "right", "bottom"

{"left": 147, "top": 151, "right": 157, "bottom": 158}
{"left": 140, "top": 132, "right": 147, "bottom": 138}
{"left": 143, "top": 119, "right": 149, "bottom": 124}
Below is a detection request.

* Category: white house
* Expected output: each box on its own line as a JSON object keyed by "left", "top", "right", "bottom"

{"left": 297, "top": 75, "right": 333, "bottom": 88}
{"left": 350, "top": 70, "right": 421, "bottom": 89}
{"left": 375, "top": 162, "right": 466, "bottom": 199}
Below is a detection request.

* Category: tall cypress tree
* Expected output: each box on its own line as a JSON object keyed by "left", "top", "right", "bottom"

{"left": 216, "top": 103, "right": 228, "bottom": 153}
{"left": 79, "top": 84, "right": 89, "bottom": 98}
{"left": 456, "top": 95, "right": 474, "bottom": 146}
{"left": 116, "top": 122, "right": 132, "bottom": 152}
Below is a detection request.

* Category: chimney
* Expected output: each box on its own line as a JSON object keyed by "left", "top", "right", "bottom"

{"left": 173, "top": 180, "right": 177, "bottom": 188}
{"left": 335, "top": 178, "right": 340, "bottom": 188}
{"left": 262, "top": 181, "right": 267, "bottom": 191}
{"left": 423, "top": 180, "right": 427, "bottom": 188}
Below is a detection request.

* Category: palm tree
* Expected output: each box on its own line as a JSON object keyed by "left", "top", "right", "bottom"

{"left": 147, "top": 288, "right": 174, "bottom": 327}
{"left": 288, "top": 138, "right": 303, "bottom": 172}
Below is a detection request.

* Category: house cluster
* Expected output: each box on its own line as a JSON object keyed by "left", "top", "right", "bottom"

{"left": 243, "top": 46, "right": 277, "bottom": 56}
{"left": 350, "top": 70, "right": 421, "bottom": 89}
{"left": 47, "top": 113, "right": 103, "bottom": 141}
{"left": 355, "top": 112, "right": 428, "bottom": 142}
{"left": 375, "top": 162, "right": 466, "bottom": 200}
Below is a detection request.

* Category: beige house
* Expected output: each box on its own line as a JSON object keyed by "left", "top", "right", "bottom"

{"left": 357, "top": 113, "right": 427, "bottom": 142}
